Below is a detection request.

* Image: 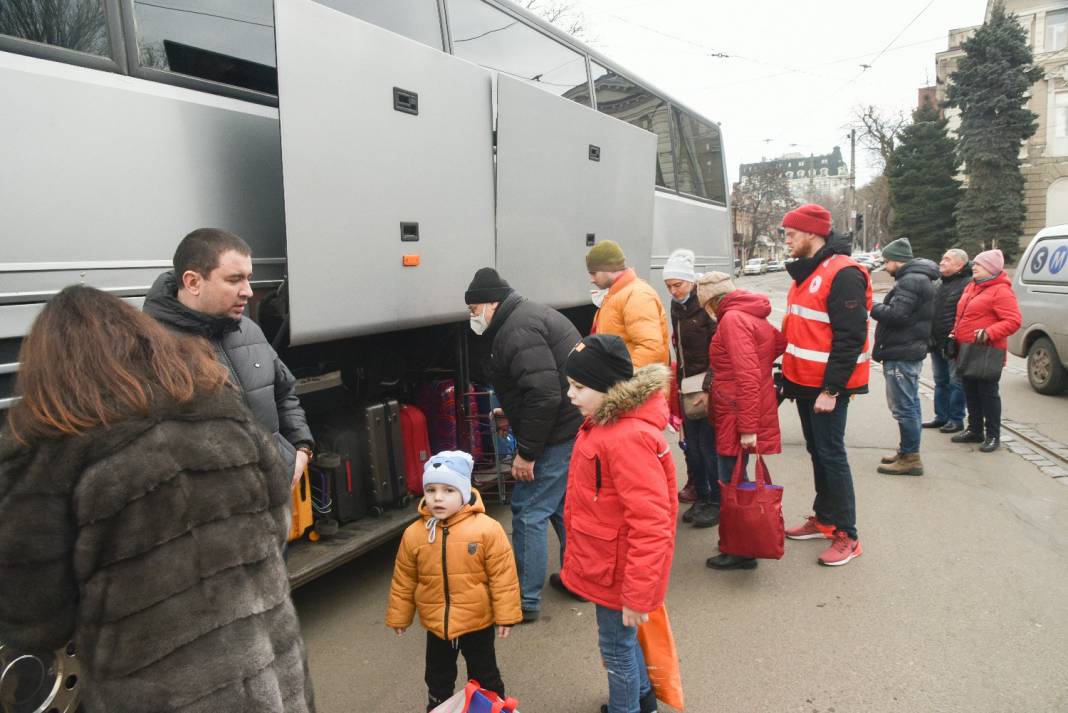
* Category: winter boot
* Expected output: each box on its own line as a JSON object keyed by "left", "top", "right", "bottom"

{"left": 691, "top": 500, "right": 720, "bottom": 528}
{"left": 877, "top": 452, "right": 924, "bottom": 476}
{"left": 880, "top": 451, "right": 901, "bottom": 465}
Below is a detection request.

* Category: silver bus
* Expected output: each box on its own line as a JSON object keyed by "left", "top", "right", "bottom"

{"left": 0, "top": 1, "right": 730, "bottom": 709}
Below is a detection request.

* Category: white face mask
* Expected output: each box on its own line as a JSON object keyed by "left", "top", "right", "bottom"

{"left": 590, "top": 288, "right": 609, "bottom": 308}
{"left": 469, "top": 306, "right": 490, "bottom": 335}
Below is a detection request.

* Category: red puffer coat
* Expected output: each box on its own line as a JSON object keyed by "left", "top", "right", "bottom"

{"left": 560, "top": 365, "right": 677, "bottom": 614}
{"left": 709, "top": 290, "right": 787, "bottom": 456}
{"left": 952, "top": 273, "right": 1022, "bottom": 358}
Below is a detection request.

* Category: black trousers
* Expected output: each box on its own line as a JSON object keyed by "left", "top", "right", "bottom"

{"left": 425, "top": 626, "right": 503, "bottom": 711}
{"left": 962, "top": 376, "right": 1002, "bottom": 439}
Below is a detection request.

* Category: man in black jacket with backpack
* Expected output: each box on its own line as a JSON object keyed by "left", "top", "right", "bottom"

{"left": 464, "top": 268, "right": 584, "bottom": 622}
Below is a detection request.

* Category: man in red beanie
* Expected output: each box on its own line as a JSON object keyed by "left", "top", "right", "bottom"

{"left": 779, "top": 204, "right": 872, "bottom": 567}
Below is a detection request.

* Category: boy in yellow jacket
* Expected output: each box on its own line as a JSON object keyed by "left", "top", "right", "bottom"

{"left": 387, "top": 451, "right": 522, "bottom": 712}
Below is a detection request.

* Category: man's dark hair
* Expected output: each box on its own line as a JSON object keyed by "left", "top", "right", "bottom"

{"left": 173, "top": 228, "right": 252, "bottom": 278}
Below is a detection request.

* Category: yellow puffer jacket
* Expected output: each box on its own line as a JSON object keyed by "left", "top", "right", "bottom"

{"left": 386, "top": 490, "right": 522, "bottom": 640}
{"left": 593, "top": 268, "right": 671, "bottom": 368}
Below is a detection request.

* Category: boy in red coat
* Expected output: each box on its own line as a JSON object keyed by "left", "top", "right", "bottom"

{"left": 560, "top": 335, "right": 677, "bottom": 713}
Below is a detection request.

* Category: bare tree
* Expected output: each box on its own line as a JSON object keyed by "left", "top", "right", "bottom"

{"left": 732, "top": 165, "right": 794, "bottom": 259}
{"left": 0, "top": 0, "right": 107, "bottom": 55}
{"left": 852, "top": 105, "right": 908, "bottom": 172}
{"left": 522, "top": 0, "right": 592, "bottom": 42}
{"left": 856, "top": 176, "right": 892, "bottom": 251}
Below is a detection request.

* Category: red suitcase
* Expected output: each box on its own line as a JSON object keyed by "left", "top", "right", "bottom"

{"left": 399, "top": 404, "right": 432, "bottom": 495}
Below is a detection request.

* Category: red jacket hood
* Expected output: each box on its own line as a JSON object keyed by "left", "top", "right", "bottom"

{"left": 717, "top": 290, "right": 772, "bottom": 320}
{"left": 585, "top": 364, "right": 672, "bottom": 429}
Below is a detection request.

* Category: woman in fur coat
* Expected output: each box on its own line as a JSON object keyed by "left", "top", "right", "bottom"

{"left": 0, "top": 286, "right": 315, "bottom": 713}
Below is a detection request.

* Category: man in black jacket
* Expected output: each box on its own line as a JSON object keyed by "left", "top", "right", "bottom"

{"left": 926, "top": 249, "right": 971, "bottom": 434}
{"left": 144, "top": 228, "right": 314, "bottom": 489}
{"left": 465, "top": 268, "right": 584, "bottom": 621}
{"left": 870, "top": 238, "right": 939, "bottom": 476}
{"left": 781, "top": 204, "right": 870, "bottom": 567}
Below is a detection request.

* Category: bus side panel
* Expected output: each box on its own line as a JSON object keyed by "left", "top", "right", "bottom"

{"left": 649, "top": 191, "right": 732, "bottom": 309}
{"left": 275, "top": 0, "right": 495, "bottom": 345}
{"left": 0, "top": 52, "right": 286, "bottom": 271}
{"left": 495, "top": 74, "right": 656, "bottom": 309}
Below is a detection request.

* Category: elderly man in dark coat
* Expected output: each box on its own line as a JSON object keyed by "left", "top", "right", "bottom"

{"left": 925, "top": 248, "right": 972, "bottom": 433}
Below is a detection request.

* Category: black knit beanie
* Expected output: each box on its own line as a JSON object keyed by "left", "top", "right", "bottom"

{"left": 565, "top": 334, "right": 634, "bottom": 393}
{"left": 465, "top": 267, "right": 513, "bottom": 304}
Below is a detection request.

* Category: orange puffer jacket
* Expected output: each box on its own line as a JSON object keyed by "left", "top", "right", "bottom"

{"left": 593, "top": 268, "right": 671, "bottom": 368}
{"left": 386, "top": 490, "right": 521, "bottom": 640}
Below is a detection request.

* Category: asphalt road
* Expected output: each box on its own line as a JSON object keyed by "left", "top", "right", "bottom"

{"left": 294, "top": 270, "right": 1068, "bottom": 713}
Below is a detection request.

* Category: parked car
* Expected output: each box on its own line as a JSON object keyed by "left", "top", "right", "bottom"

{"left": 766, "top": 260, "right": 785, "bottom": 272}
{"left": 743, "top": 258, "right": 768, "bottom": 275}
{"left": 1008, "top": 225, "right": 1068, "bottom": 394}
{"left": 853, "top": 254, "right": 875, "bottom": 271}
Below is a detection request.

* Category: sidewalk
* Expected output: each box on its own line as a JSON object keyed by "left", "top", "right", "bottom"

{"left": 293, "top": 364, "right": 1068, "bottom": 712}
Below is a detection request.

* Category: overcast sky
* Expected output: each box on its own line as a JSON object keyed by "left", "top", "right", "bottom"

{"left": 565, "top": 0, "right": 988, "bottom": 188}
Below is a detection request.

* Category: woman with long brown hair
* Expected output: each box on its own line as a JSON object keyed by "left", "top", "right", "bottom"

{"left": 0, "top": 286, "right": 315, "bottom": 713}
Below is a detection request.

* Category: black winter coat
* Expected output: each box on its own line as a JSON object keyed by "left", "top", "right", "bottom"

{"left": 783, "top": 232, "right": 870, "bottom": 398}
{"left": 871, "top": 258, "right": 940, "bottom": 362}
{"left": 144, "top": 272, "right": 313, "bottom": 471}
{"left": 930, "top": 262, "right": 973, "bottom": 348}
{"left": 482, "top": 293, "right": 583, "bottom": 461}
{"left": 670, "top": 291, "right": 716, "bottom": 379}
{"left": 0, "top": 388, "right": 315, "bottom": 713}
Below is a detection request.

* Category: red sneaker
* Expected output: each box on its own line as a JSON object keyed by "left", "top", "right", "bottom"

{"left": 678, "top": 484, "right": 697, "bottom": 503}
{"left": 818, "top": 532, "right": 862, "bottom": 566}
{"left": 785, "top": 515, "right": 835, "bottom": 540}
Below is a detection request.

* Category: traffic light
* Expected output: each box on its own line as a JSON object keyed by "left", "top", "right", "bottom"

{"left": 855, "top": 213, "right": 864, "bottom": 233}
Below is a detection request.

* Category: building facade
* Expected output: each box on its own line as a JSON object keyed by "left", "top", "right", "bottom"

{"left": 739, "top": 146, "right": 849, "bottom": 204}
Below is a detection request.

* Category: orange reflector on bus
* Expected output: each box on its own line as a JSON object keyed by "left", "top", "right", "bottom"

{"left": 402, "top": 254, "right": 420, "bottom": 267}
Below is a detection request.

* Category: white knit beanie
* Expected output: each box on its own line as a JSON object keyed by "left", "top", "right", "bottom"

{"left": 663, "top": 249, "right": 697, "bottom": 283}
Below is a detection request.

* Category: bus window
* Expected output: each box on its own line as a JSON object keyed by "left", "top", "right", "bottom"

{"left": 447, "top": 0, "right": 591, "bottom": 106}
{"left": 0, "top": 0, "right": 111, "bottom": 56}
{"left": 316, "top": 0, "right": 444, "bottom": 51}
{"left": 675, "top": 110, "right": 726, "bottom": 204}
{"left": 133, "top": 0, "right": 277, "bottom": 93}
{"left": 590, "top": 61, "right": 676, "bottom": 191}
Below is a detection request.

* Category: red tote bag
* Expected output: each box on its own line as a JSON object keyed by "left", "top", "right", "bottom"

{"left": 718, "top": 455, "right": 785, "bottom": 559}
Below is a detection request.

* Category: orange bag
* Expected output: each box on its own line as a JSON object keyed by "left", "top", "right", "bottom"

{"left": 637, "top": 604, "right": 684, "bottom": 710}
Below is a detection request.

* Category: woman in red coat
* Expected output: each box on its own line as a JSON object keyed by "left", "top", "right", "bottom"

{"left": 949, "top": 249, "right": 1022, "bottom": 453}
{"left": 560, "top": 334, "right": 676, "bottom": 713}
{"left": 696, "top": 272, "right": 787, "bottom": 570}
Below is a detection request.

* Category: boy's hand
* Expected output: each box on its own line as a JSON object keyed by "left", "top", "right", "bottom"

{"left": 497, "top": 625, "right": 512, "bottom": 639}
{"left": 622, "top": 607, "right": 649, "bottom": 628}
{"left": 393, "top": 627, "right": 407, "bottom": 636}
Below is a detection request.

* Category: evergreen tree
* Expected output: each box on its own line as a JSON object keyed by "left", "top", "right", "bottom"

{"left": 945, "top": 0, "right": 1042, "bottom": 262}
{"left": 886, "top": 102, "right": 961, "bottom": 260}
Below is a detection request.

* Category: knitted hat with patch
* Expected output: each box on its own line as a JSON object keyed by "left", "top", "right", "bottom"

{"left": 423, "top": 450, "right": 474, "bottom": 505}
{"left": 565, "top": 334, "right": 634, "bottom": 393}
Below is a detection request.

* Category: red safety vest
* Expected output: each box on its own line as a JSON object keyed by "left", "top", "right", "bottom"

{"left": 782, "top": 255, "right": 872, "bottom": 390}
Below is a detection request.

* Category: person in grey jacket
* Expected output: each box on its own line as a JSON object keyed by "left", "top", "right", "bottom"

{"left": 870, "top": 237, "right": 939, "bottom": 476}
{"left": 144, "top": 228, "right": 314, "bottom": 488}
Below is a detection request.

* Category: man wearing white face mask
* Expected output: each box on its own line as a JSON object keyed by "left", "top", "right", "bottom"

{"left": 464, "top": 267, "right": 585, "bottom": 621}
{"left": 586, "top": 241, "right": 670, "bottom": 368}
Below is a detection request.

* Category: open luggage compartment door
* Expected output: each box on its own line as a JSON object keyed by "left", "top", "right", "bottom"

{"left": 274, "top": 0, "right": 495, "bottom": 344}
{"left": 495, "top": 74, "right": 656, "bottom": 308}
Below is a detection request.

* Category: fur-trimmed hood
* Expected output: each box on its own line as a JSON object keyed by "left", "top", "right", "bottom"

{"left": 590, "top": 363, "right": 672, "bottom": 426}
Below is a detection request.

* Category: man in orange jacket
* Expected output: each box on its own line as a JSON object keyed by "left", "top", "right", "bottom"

{"left": 586, "top": 240, "right": 670, "bottom": 369}
{"left": 779, "top": 204, "right": 871, "bottom": 567}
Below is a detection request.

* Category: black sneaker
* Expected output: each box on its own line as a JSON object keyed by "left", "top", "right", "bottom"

{"left": 951, "top": 430, "right": 984, "bottom": 444}
{"left": 922, "top": 419, "right": 947, "bottom": 429}
{"left": 706, "top": 553, "right": 758, "bottom": 570}
{"left": 691, "top": 501, "right": 720, "bottom": 528}
{"left": 549, "top": 573, "right": 587, "bottom": 603}
{"left": 939, "top": 422, "right": 964, "bottom": 434}
{"left": 521, "top": 609, "right": 540, "bottom": 623}
{"left": 980, "top": 437, "right": 1001, "bottom": 453}
{"left": 600, "top": 689, "right": 658, "bottom": 713}
{"left": 681, "top": 501, "right": 698, "bottom": 523}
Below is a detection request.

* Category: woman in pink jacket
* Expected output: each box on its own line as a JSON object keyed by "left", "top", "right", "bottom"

{"left": 696, "top": 272, "right": 787, "bottom": 570}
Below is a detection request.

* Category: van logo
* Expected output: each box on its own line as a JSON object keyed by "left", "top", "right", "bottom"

{"left": 468, "top": 543, "right": 477, "bottom": 555}
{"left": 1031, "top": 246, "right": 1049, "bottom": 273}
{"left": 1051, "top": 246, "right": 1068, "bottom": 275}
{"left": 809, "top": 276, "right": 823, "bottom": 294}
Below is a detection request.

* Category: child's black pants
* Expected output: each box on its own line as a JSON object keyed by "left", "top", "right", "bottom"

{"left": 425, "top": 626, "right": 504, "bottom": 711}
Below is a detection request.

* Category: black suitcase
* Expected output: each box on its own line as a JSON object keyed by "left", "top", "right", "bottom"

{"left": 358, "top": 399, "right": 409, "bottom": 509}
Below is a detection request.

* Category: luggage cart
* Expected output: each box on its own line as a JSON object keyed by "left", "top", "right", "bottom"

{"left": 466, "top": 387, "right": 516, "bottom": 504}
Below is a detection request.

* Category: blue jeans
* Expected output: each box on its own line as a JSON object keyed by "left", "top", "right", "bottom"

{"left": 930, "top": 349, "right": 965, "bottom": 425}
{"left": 595, "top": 605, "right": 652, "bottom": 713}
{"left": 796, "top": 396, "right": 857, "bottom": 539}
{"left": 717, "top": 453, "right": 750, "bottom": 484}
{"left": 883, "top": 360, "right": 923, "bottom": 454}
{"left": 682, "top": 416, "right": 719, "bottom": 503}
{"left": 510, "top": 438, "right": 572, "bottom": 611}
